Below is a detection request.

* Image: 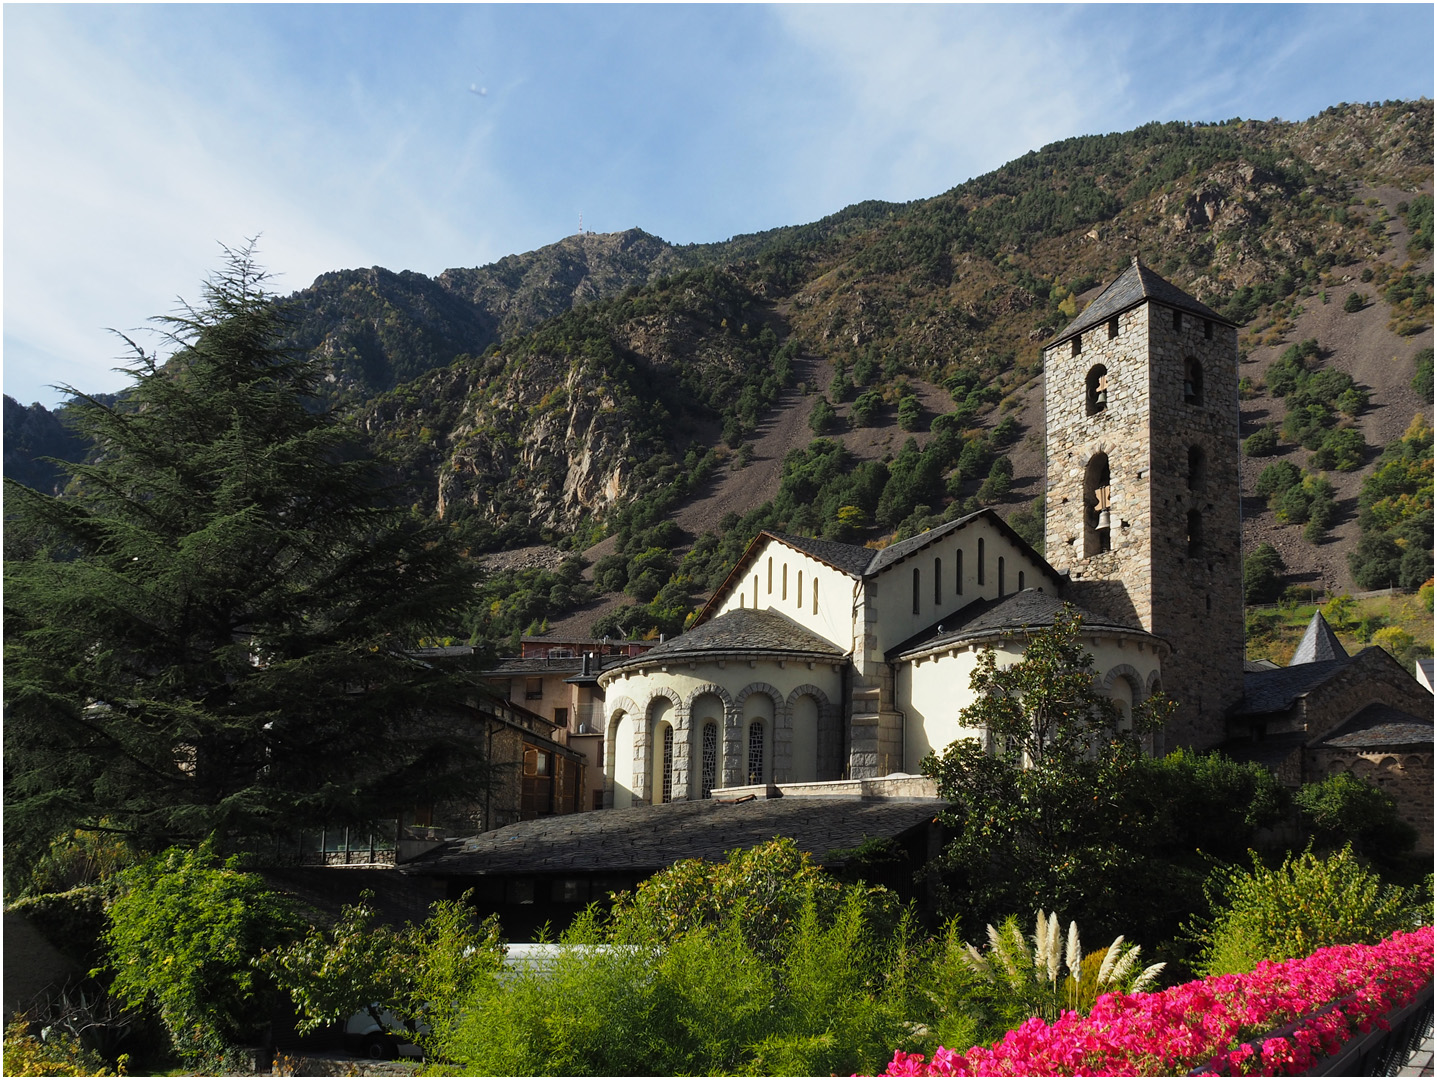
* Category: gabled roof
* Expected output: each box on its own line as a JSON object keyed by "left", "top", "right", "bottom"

{"left": 696, "top": 509, "right": 1060, "bottom": 624}
{"left": 401, "top": 798, "right": 941, "bottom": 878}
{"left": 1316, "top": 703, "right": 1433, "bottom": 750}
{"left": 888, "top": 589, "right": 1158, "bottom": 660}
{"left": 1237, "top": 656, "right": 1351, "bottom": 716}
{"left": 600, "top": 607, "right": 846, "bottom": 679}
{"left": 1289, "top": 611, "right": 1349, "bottom": 665}
{"left": 1048, "top": 258, "right": 1234, "bottom": 347}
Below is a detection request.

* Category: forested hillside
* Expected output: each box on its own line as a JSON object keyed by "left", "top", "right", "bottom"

{"left": 7, "top": 101, "right": 1431, "bottom": 652}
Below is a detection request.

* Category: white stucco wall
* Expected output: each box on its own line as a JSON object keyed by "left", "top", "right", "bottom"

{"left": 600, "top": 655, "right": 845, "bottom": 801}
{"left": 897, "top": 632, "right": 1165, "bottom": 772}
{"left": 712, "top": 537, "right": 858, "bottom": 651}
{"left": 869, "top": 519, "right": 1053, "bottom": 658}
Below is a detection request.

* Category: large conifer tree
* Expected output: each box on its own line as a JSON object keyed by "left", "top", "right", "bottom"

{"left": 4, "top": 246, "right": 488, "bottom": 873}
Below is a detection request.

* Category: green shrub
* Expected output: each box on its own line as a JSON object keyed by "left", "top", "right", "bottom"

{"left": 1243, "top": 543, "right": 1286, "bottom": 604}
{"left": 850, "top": 390, "right": 884, "bottom": 427}
{"left": 1413, "top": 346, "right": 1434, "bottom": 398}
{"left": 1255, "top": 461, "right": 1301, "bottom": 499}
{"left": 897, "top": 395, "right": 923, "bottom": 431}
{"left": 808, "top": 395, "right": 839, "bottom": 434}
{"left": 2, "top": 1018, "right": 115, "bottom": 1077}
{"left": 1310, "top": 427, "right": 1366, "bottom": 471}
{"left": 1343, "top": 291, "right": 1364, "bottom": 313}
{"left": 1192, "top": 845, "right": 1428, "bottom": 977}
{"left": 1295, "top": 773, "right": 1417, "bottom": 869}
{"left": 1243, "top": 425, "right": 1280, "bottom": 456}
{"left": 104, "top": 845, "right": 298, "bottom": 1066}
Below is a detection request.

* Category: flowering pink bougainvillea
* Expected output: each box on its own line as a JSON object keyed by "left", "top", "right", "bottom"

{"left": 877, "top": 927, "right": 1433, "bottom": 1077}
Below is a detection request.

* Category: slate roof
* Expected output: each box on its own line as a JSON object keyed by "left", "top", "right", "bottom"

{"left": 1217, "top": 731, "right": 1309, "bottom": 771}
{"left": 763, "top": 531, "right": 876, "bottom": 578}
{"left": 403, "top": 798, "right": 942, "bottom": 878}
{"left": 602, "top": 607, "right": 846, "bottom": 676}
{"left": 1316, "top": 703, "right": 1433, "bottom": 750}
{"left": 1289, "top": 612, "right": 1349, "bottom": 666}
{"left": 889, "top": 589, "right": 1156, "bottom": 659}
{"left": 1050, "top": 258, "right": 1234, "bottom": 346}
{"left": 1236, "top": 657, "right": 1351, "bottom": 716}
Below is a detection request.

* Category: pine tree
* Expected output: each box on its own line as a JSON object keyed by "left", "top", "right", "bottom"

{"left": 4, "top": 246, "right": 489, "bottom": 875}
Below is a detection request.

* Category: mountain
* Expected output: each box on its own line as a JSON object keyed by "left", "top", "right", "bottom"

{"left": 7, "top": 101, "right": 1432, "bottom": 645}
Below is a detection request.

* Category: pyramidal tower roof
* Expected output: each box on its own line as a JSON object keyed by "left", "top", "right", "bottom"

{"left": 1289, "top": 611, "right": 1350, "bottom": 666}
{"left": 1049, "top": 257, "right": 1234, "bottom": 346}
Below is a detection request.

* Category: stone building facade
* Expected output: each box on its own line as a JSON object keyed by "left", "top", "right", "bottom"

{"left": 1044, "top": 258, "right": 1243, "bottom": 748}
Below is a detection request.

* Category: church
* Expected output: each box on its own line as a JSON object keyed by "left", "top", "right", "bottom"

{"left": 407, "top": 260, "right": 1430, "bottom": 925}
{"left": 595, "top": 258, "right": 1243, "bottom": 804}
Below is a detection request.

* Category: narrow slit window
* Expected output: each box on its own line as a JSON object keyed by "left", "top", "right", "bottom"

{"left": 1187, "top": 510, "right": 1204, "bottom": 558}
{"left": 912, "top": 567, "right": 921, "bottom": 614}
{"left": 1070, "top": 335, "right": 1082, "bottom": 357}
{"left": 767, "top": 557, "right": 773, "bottom": 594}
{"left": 1184, "top": 358, "right": 1204, "bottom": 405}
{"left": 1107, "top": 316, "right": 1119, "bottom": 340}
{"left": 1188, "top": 445, "right": 1207, "bottom": 491}
{"left": 782, "top": 564, "right": 788, "bottom": 600}
{"left": 1172, "top": 309, "right": 1182, "bottom": 332}
{"left": 998, "top": 556, "right": 1005, "bottom": 597}
{"left": 956, "top": 549, "right": 964, "bottom": 595}
{"left": 812, "top": 577, "right": 819, "bottom": 615}
{"left": 754, "top": 574, "right": 759, "bottom": 603}
{"left": 934, "top": 557, "right": 942, "bottom": 604}
{"left": 977, "top": 539, "right": 985, "bottom": 586}
{"left": 1018, "top": 570, "right": 1025, "bottom": 591}
{"left": 1203, "top": 319, "right": 1213, "bottom": 340}
{"left": 797, "top": 570, "right": 803, "bottom": 609}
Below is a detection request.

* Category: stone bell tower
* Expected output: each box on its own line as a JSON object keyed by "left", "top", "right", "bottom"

{"left": 1043, "top": 258, "right": 1243, "bottom": 749}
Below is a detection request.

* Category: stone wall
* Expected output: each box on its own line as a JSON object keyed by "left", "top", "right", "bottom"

{"left": 1044, "top": 293, "right": 1242, "bottom": 750}
{"left": 1308, "top": 746, "right": 1433, "bottom": 854}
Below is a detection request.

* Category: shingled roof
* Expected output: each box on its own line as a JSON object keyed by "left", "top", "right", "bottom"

{"left": 1289, "top": 611, "right": 1350, "bottom": 666}
{"left": 1049, "top": 258, "right": 1233, "bottom": 347}
{"left": 402, "top": 798, "right": 942, "bottom": 878}
{"left": 889, "top": 589, "right": 1156, "bottom": 660}
{"left": 602, "top": 607, "right": 846, "bottom": 678}
{"left": 1236, "top": 656, "right": 1351, "bottom": 716}
{"left": 1316, "top": 703, "right": 1433, "bottom": 750}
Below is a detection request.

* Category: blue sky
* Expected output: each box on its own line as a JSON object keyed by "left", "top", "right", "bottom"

{"left": 5, "top": 4, "right": 1433, "bottom": 408}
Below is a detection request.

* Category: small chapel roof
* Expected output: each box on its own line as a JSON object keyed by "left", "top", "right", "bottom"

{"left": 888, "top": 588, "right": 1158, "bottom": 660}
{"left": 600, "top": 607, "right": 846, "bottom": 678}
{"left": 1237, "top": 656, "right": 1351, "bottom": 716}
{"left": 1315, "top": 703, "right": 1433, "bottom": 750}
{"left": 402, "top": 797, "right": 941, "bottom": 878}
{"left": 1048, "top": 258, "right": 1234, "bottom": 348}
{"left": 1289, "top": 611, "right": 1349, "bottom": 666}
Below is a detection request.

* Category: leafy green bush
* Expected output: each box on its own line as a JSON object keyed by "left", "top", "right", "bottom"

{"left": 1414, "top": 346, "right": 1434, "bottom": 399}
{"left": 1295, "top": 773, "right": 1417, "bottom": 870}
{"left": 1192, "top": 845, "right": 1429, "bottom": 977}
{"left": 1255, "top": 461, "right": 1301, "bottom": 499}
{"left": 1343, "top": 291, "right": 1364, "bottom": 313}
{"left": 808, "top": 395, "right": 839, "bottom": 434}
{"left": 105, "top": 845, "right": 298, "bottom": 1066}
{"left": 1349, "top": 417, "right": 1433, "bottom": 589}
{"left": 850, "top": 390, "right": 885, "bottom": 427}
{"left": 1309, "top": 426, "right": 1366, "bottom": 471}
{"left": 897, "top": 395, "right": 923, "bottom": 431}
{"left": 1243, "top": 543, "right": 1286, "bottom": 604}
{"left": 1242, "top": 425, "right": 1280, "bottom": 456}
{"left": 3, "top": 1018, "right": 115, "bottom": 1077}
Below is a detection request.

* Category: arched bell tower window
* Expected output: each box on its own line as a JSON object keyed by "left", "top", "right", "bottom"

{"left": 1187, "top": 445, "right": 1207, "bottom": 491}
{"left": 1086, "top": 365, "right": 1108, "bottom": 416}
{"left": 1084, "top": 453, "right": 1112, "bottom": 557}
{"left": 1187, "top": 509, "right": 1204, "bottom": 557}
{"left": 1184, "top": 357, "right": 1203, "bottom": 405}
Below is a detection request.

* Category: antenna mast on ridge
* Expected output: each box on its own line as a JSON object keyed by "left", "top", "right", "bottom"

{"left": 579, "top": 212, "right": 583, "bottom": 236}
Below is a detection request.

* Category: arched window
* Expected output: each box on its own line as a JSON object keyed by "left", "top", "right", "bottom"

{"left": 767, "top": 557, "right": 773, "bottom": 594}
{"left": 1084, "top": 453, "right": 1112, "bottom": 557}
{"left": 797, "top": 570, "right": 803, "bottom": 609}
{"left": 1187, "top": 509, "right": 1204, "bottom": 557}
{"left": 1018, "top": 570, "right": 1025, "bottom": 591}
{"left": 977, "top": 539, "right": 985, "bottom": 585}
{"left": 1188, "top": 445, "right": 1207, "bottom": 491}
{"left": 753, "top": 575, "right": 759, "bottom": 606}
{"left": 998, "top": 556, "right": 1006, "bottom": 597}
{"left": 747, "top": 721, "right": 765, "bottom": 785}
{"left": 934, "top": 557, "right": 942, "bottom": 604}
{"left": 701, "top": 722, "right": 718, "bottom": 800}
{"left": 912, "top": 567, "right": 920, "bottom": 614}
{"left": 1184, "top": 357, "right": 1203, "bottom": 404}
{"left": 782, "top": 564, "right": 788, "bottom": 600}
{"left": 1086, "top": 365, "right": 1109, "bottom": 416}
{"left": 812, "top": 576, "right": 819, "bottom": 615}
{"left": 660, "top": 726, "right": 674, "bottom": 804}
